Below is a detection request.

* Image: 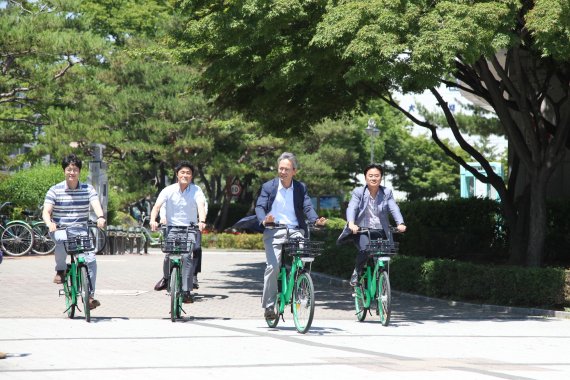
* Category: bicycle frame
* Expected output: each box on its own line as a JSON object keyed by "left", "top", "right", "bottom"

{"left": 357, "top": 255, "right": 390, "bottom": 309}
{"left": 275, "top": 254, "right": 309, "bottom": 314}
{"left": 63, "top": 254, "right": 88, "bottom": 311}
{"left": 59, "top": 224, "right": 95, "bottom": 322}
{"left": 265, "top": 223, "right": 322, "bottom": 333}
{"left": 161, "top": 225, "right": 198, "bottom": 321}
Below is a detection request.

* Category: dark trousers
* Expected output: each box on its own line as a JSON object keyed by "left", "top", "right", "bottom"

{"left": 352, "top": 229, "right": 386, "bottom": 273}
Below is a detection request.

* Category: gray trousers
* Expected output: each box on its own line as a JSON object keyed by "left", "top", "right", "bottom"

{"left": 51, "top": 229, "right": 97, "bottom": 297}
{"left": 262, "top": 227, "right": 303, "bottom": 309}
{"left": 162, "top": 227, "right": 197, "bottom": 292}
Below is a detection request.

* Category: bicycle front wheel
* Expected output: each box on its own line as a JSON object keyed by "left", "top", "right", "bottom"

{"left": 376, "top": 270, "right": 391, "bottom": 326}
{"left": 79, "top": 266, "right": 91, "bottom": 322}
{"left": 31, "top": 221, "right": 55, "bottom": 255}
{"left": 63, "top": 269, "right": 75, "bottom": 319}
{"left": 170, "top": 267, "right": 181, "bottom": 322}
{"left": 292, "top": 272, "right": 315, "bottom": 334}
{"left": 354, "top": 277, "right": 367, "bottom": 322}
{"left": 1, "top": 222, "right": 34, "bottom": 256}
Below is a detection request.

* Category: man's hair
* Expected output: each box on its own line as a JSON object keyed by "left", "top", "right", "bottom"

{"left": 364, "top": 163, "right": 384, "bottom": 176}
{"left": 61, "top": 154, "right": 82, "bottom": 170}
{"left": 277, "top": 152, "right": 299, "bottom": 170}
{"left": 174, "top": 160, "right": 194, "bottom": 174}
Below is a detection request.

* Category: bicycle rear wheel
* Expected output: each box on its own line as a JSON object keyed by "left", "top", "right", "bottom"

{"left": 1, "top": 222, "right": 34, "bottom": 256}
{"left": 292, "top": 272, "right": 315, "bottom": 334}
{"left": 79, "top": 266, "right": 91, "bottom": 322}
{"left": 63, "top": 270, "right": 76, "bottom": 319}
{"left": 170, "top": 267, "right": 181, "bottom": 322}
{"left": 354, "top": 277, "right": 367, "bottom": 322}
{"left": 31, "top": 221, "right": 55, "bottom": 255}
{"left": 376, "top": 270, "right": 391, "bottom": 326}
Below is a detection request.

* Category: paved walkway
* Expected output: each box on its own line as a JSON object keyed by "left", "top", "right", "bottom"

{"left": 1, "top": 249, "right": 570, "bottom": 379}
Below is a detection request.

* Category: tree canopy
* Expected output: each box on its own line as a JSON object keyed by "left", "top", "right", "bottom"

{"left": 172, "top": 0, "right": 570, "bottom": 265}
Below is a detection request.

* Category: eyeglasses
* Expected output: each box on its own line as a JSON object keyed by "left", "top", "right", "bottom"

{"left": 278, "top": 167, "right": 292, "bottom": 173}
{"left": 178, "top": 171, "right": 193, "bottom": 175}
{"left": 65, "top": 168, "right": 80, "bottom": 173}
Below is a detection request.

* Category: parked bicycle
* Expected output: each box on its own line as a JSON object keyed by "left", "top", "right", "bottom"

{"left": 140, "top": 212, "right": 163, "bottom": 253}
{"left": 161, "top": 224, "right": 199, "bottom": 322}
{"left": 353, "top": 228, "right": 399, "bottom": 326}
{"left": 265, "top": 223, "right": 323, "bottom": 334}
{"left": 87, "top": 220, "right": 107, "bottom": 254}
{"left": 0, "top": 202, "right": 34, "bottom": 257}
{"left": 59, "top": 224, "right": 96, "bottom": 322}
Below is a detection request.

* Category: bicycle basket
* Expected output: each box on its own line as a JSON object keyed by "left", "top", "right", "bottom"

{"left": 365, "top": 239, "right": 399, "bottom": 255}
{"left": 161, "top": 227, "right": 196, "bottom": 253}
{"left": 161, "top": 237, "right": 192, "bottom": 253}
{"left": 64, "top": 236, "right": 95, "bottom": 254}
{"left": 282, "top": 237, "right": 324, "bottom": 257}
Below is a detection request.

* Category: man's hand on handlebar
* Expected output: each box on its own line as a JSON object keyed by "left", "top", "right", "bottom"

{"left": 262, "top": 214, "right": 276, "bottom": 226}
{"left": 314, "top": 217, "right": 327, "bottom": 226}
{"left": 348, "top": 221, "right": 359, "bottom": 234}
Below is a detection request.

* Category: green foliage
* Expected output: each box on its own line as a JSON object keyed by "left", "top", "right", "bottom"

{"left": 398, "top": 198, "right": 507, "bottom": 262}
{"left": 0, "top": 0, "right": 110, "bottom": 167}
{"left": 0, "top": 165, "right": 67, "bottom": 212}
{"left": 173, "top": 0, "right": 570, "bottom": 266}
{"left": 390, "top": 255, "right": 567, "bottom": 308}
{"left": 201, "top": 233, "right": 263, "bottom": 250}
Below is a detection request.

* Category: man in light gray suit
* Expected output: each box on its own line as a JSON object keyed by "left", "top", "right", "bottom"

{"left": 337, "top": 164, "right": 407, "bottom": 286}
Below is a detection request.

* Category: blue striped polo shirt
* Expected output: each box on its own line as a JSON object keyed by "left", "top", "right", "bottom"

{"left": 44, "top": 180, "right": 99, "bottom": 226}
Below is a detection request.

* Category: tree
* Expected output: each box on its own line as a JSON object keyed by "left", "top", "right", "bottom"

{"left": 0, "top": 0, "right": 109, "bottom": 167}
{"left": 173, "top": 0, "right": 570, "bottom": 266}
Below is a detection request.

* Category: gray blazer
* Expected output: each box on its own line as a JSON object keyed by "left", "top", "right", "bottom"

{"left": 337, "top": 185, "right": 404, "bottom": 244}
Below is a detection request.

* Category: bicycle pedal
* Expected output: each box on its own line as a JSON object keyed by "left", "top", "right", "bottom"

{"left": 58, "top": 289, "right": 65, "bottom": 296}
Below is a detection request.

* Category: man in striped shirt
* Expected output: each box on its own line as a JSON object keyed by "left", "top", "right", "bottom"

{"left": 42, "top": 154, "right": 107, "bottom": 310}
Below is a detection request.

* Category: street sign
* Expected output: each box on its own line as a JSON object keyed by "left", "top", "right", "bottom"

{"left": 230, "top": 184, "right": 242, "bottom": 196}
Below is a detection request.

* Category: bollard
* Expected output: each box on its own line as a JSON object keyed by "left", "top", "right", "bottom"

{"left": 107, "top": 225, "right": 116, "bottom": 255}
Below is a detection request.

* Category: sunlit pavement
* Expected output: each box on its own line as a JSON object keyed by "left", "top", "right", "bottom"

{"left": 1, "top": 250, "right": 569, "bottom": 379}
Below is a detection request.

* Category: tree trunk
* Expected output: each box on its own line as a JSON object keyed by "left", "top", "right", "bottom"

{"left": 526, "top": 174, "right": 548, "bottom": 266}
{"left": 507, "top": 188, "right": 529, "bottom": 266}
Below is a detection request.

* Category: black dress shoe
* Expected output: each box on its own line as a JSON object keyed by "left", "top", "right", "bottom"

{"left": 264, "top": 307, "right": 277, "bottom": 320}
{"left": 154, "top": 277, "right": 167, "bottom": 291}
{"left": 182, "top": 291, "right": 194, "bottom": 303}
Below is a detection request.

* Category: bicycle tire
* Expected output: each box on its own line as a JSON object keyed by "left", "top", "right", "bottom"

{"left": 79, "top": 266, "right": 91, "bottom": 322}
{"left": 170, "top": 267, "right": 181, "bottom": 322}
{"left": 266, "top": 295, "right": 280, "bottom": 328}
{"left": 63, "top": 269, "right": 76, "bottom": 319}
{"left": 89, "top": 225, "right": 107, "bottom": 254}
{"left": 376, "top": 270, "right": 391, "bottom": 326}
{"left": 1, "top": 221, "right": 34, "bottom": 256}
{"left": 292, "top": 272, "right": 315, "bottom": 334}
{"left": 31, "top": 221, "right": 55, "bottom": 255}
{"left": 354, "top": 277, "right": 367, "bottom": 322}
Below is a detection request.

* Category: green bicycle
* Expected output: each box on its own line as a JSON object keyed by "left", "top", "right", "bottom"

{"left": 265, "top": 224, "right": 323, "bottom": 334}
{"left": 353, "top": 228, "right": 399, "bottom": 326}
{"left": 59, "top": 224, "right": 95, "bottom": 322}
{"left": 161, "top": 225, "right": 198, "bottom": 322}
